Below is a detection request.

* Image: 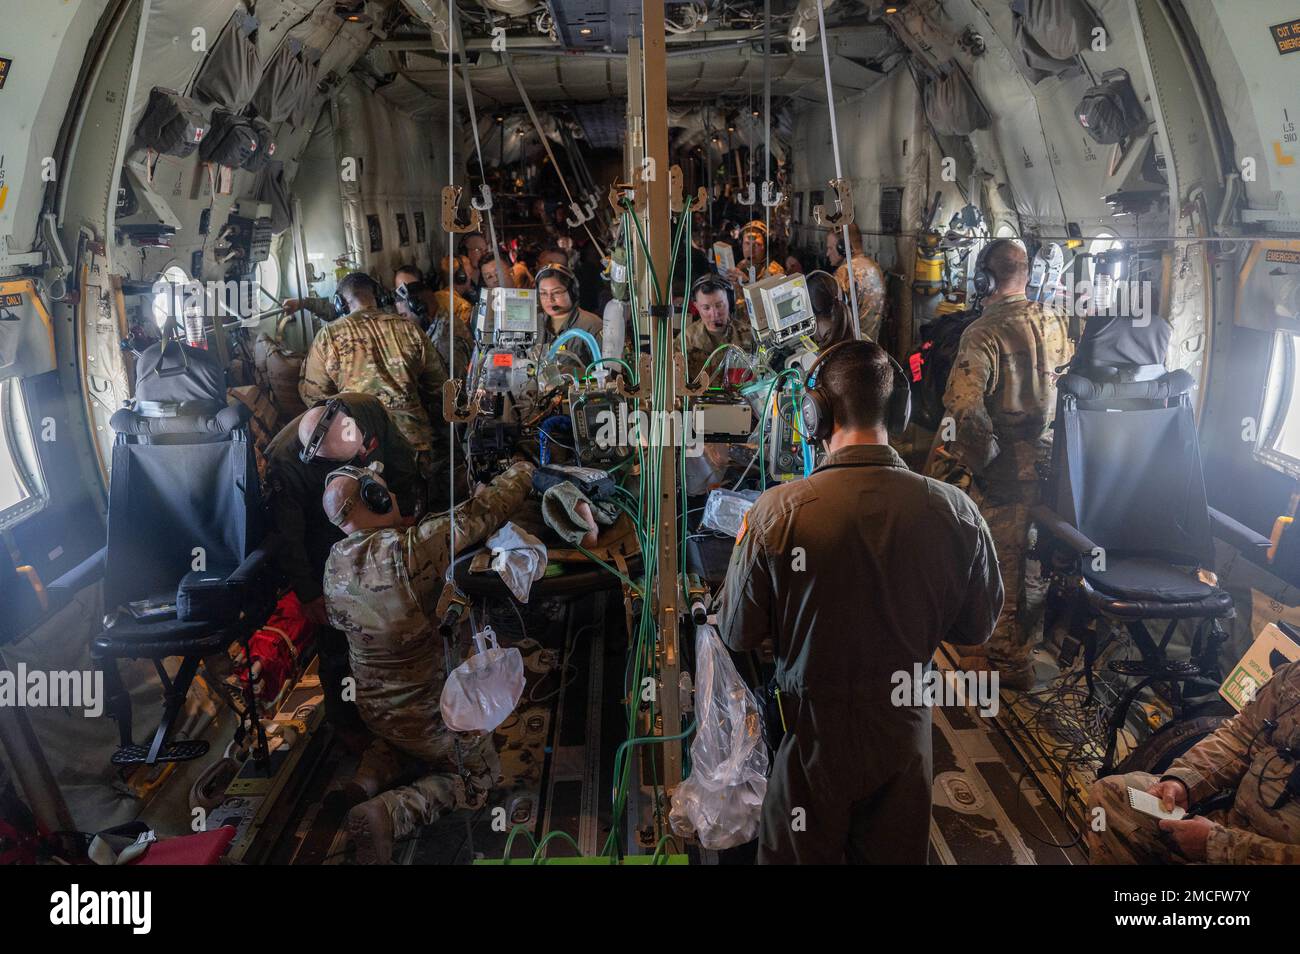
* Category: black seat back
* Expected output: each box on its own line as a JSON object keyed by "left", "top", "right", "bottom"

{"left": 102, "top": 428, "right": 264, "bottom": 612}
{"left": 1053, "top": 369, "right": 1213, "bottom": 567}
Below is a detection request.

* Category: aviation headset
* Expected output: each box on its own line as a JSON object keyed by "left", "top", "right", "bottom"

{"left": 972, "top": 238, "right": 1021, "bottom": 301}
{"left": 324, "top": 464, "right": 394, "bottom": 527}
{"left": 535, "top": 263, "right": 580, "bottom": 307}
{"left": 333, "top": 272, "right": 382, "bottom": 319}
{"left": 395, "top": 275, "right": 430, "bottom": 319}
{"left": 690, "top": 273, "right": 735, "bottom": 313}
{"left": 799, "top": 340, "right": 912, "bottom": 442}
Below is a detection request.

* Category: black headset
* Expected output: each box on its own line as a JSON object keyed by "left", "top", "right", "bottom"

{"left": 690, "top": 273, "right": 735, "bottom": 313}
{"left": 535, "top": 263, "right": 580, "bottom": 305}
{"left": 972, "top": 239, "right": 1017, "bottom": 300}
{"left": 333, "top": 272, "right": 382, "bottom": 319}
{"left": 324, "top": 464, "right": 393, "bottom": 523}
{"left": 799, "top": 340, "right": 912, "bottom": 442}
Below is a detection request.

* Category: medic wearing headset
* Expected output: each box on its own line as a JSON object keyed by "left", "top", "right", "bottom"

{"left": 534, "top": 262, "right": 604, "bottom": 361}
{"left": 716, "top": 338, "right": 1002, "bottom": 865}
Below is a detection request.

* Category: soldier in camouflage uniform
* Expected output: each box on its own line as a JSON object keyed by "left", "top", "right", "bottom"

{"left": 826, "top": 222, "right": 887, "bottom": 342}
{"left": 298, "top": 271, "right": 457, "bottom": 510}
{"left": 724, "top": 220, "right": 785, "bottom": 289}
{"left": 298, "top": 272, "right": 447, "bottom": 451}
{"left": 933, "top": 240, "right": 1072, "bottom": 688}
{"left": 321, "top": 460, "right": 534, "bottom": 863}
{"left": 1088, "top": 661, "right": 1300, "bottom": 864}
{"left": 265, "top": 393, "right": 425, "bottom": 733}
{"left": 681, "top": 275, "right": 754, "bottom": 384}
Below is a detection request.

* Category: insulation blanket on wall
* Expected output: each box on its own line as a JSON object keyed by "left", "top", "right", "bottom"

{"left": 333, "top": 76, "right": 450, "bottom": 278}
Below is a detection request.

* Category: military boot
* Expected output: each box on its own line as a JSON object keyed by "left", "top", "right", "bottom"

{"left": 346, "top": 797, "right": 395, "bottom": 865}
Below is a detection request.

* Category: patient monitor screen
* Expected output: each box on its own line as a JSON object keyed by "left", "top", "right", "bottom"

{"left": 494, "top": 289, "right": 537, "bottom": 334}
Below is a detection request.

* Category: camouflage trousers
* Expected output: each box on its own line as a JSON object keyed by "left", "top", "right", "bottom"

{"left": 957, "top": 479, "right": 1045, "bottom": 672}
{"left": 1085, "top": 771, "right": 1231, "bottom": 864}
{"left": 357, "top": 733, "right": 501, "bottom": 840}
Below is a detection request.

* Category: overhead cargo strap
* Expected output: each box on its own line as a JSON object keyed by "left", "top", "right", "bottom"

{"left": 503, "top": 53, "right": 607, "bottom": 258}
{"left": 812, "top": 0, "right": 859, "bottom": 338}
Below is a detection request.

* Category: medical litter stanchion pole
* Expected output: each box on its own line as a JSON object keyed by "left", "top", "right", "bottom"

{"left": 763, "top": 0, "right": 772, "bottom": 239}
{"left": 642, "top": 0, "right": 683, "bottom": 796}
{"left": 443, "top": 3, "right": 475, "bottom": 863}
{"left": 814, "top": 0, "right": 861, "bottom": 339}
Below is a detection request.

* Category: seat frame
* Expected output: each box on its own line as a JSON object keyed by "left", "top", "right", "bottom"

{"left": 1032, "top": 377, "right": 1241, "bottom": 776}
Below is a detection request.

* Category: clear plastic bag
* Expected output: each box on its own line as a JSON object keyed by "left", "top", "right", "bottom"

{"left": 439, "top": 626, "right": 525, "bottom": 733}
{"left": 701, "top": 488, "right": 760, "bottom": 538}
{"left": 668, "top": 624, "right": 769, "bottom": 849}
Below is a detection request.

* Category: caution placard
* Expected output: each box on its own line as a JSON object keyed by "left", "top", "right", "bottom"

{"left": 0, "top": 57, "right": 11, "bottom": 90}
{"left": 1220, "top": 622, "right": 1300, "bottom": 711}
{"left": 1271, "top": 19, "right": 1300, "bottom": 55}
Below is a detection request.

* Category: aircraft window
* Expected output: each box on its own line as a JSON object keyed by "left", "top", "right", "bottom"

{"left": 1257, "top": 331, "right": 1300, "bottom": 477}
{"left": 0, "top": 378, "right": 46, "bottom": 529}
{"left": 255, "top": 256, "right": 281, "bottom": 313}
{"left": 152, "top": 264, "right": 189, "bottom": 328}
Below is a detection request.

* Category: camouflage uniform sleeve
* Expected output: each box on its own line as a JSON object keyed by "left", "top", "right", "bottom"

{"left": 941, "top": 326, "right": 1000, "bottom": 476}
{"left": 1163, "top": 666, "right": 1282, "bottom": 804}
{"left": 1203, "top": 823, "right": 1300, "bottom": 864}
{"left": 301, "top": 297, "right": 334, "bottom": 320}
{"left": 716, "top": 509, "right": 773, "bottom": 653}
{"left": 406, "top": 461, "right": 535, "bottom": 591}
{"left": 298, "top": 329, "right": 338, "bottom": 407}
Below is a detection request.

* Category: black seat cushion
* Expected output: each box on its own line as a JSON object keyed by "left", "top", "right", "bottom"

{"left": 93, "top": 617, "right": 232, "bottom": 658}
{"left": 1081, "top": 557, "right": 1233, "bottom": 620}
{"left": 1083, "top": 557, "right": 1213, "bottom": 601}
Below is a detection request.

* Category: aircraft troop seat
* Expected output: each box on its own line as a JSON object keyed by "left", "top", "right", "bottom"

{"left": 1031, "top": 368, "right": 1250, "bottom": 773}
{"left": 86, "top": 407, "right": 278, "bottom": 767}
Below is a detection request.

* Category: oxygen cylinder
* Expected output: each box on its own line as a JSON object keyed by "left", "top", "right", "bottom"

{"left": 913, "top": 230, "right": 944, "bottom": 293}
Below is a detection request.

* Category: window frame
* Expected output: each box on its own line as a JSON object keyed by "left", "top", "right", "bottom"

{"left": 0, "top": 376, "right": 48, "bottom": 530}
{"left": 1256, "top": 330, "right": 1300, "bottom": 479}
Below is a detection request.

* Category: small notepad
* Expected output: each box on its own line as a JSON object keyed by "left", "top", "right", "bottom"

{"left": 1127, "top": 786, "right": 1186, "bottom": 821}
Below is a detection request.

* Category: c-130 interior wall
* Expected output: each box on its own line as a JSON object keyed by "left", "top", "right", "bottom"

{"left": 287, "top": 73, "right": 456, "bottom": 308}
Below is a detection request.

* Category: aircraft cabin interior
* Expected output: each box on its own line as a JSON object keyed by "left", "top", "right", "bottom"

{"left": 1, "top": 0, "right": 1299, "bottom": 894}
